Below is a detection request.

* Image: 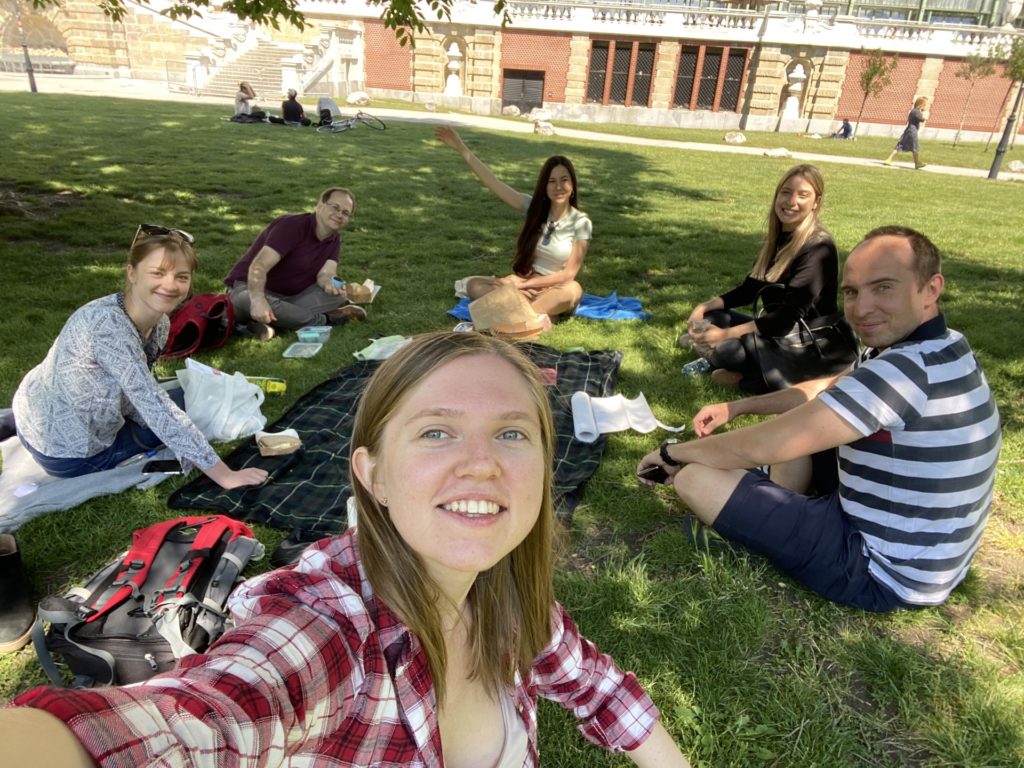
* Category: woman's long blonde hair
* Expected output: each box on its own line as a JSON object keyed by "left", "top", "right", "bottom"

{"left": 751, "top": 164, "right": 827, "bottom": 283}
{"left": 351, "top": 331, "right": 557, "bottom": 705}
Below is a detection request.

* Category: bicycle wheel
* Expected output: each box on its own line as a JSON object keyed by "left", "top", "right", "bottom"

{"left": 356, "top": 112, "right": 386, "bottom": 131}
{"left": 317, "top": 121, "right": 353, "bottom": 134}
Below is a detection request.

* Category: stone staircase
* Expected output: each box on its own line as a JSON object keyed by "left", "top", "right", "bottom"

{"left": 200, "top": 40, "right": 293, "bottom": 101}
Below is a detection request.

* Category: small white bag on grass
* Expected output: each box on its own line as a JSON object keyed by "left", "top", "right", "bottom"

{"left": 177, "top": 362, "right": 266, "bottom": 442}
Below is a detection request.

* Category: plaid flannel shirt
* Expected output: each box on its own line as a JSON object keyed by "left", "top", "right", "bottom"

{"left": 15, "top": 530, "right": 658, "bottom": 767}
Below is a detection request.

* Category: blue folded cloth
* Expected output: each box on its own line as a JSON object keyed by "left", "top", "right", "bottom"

{"left": 447, "top": 292, "right": 649, "bottom": 322}
{"left": 448, "top": 297, "right": 473, "bottom": 321}
{"left": 574, "top": 292, "right": 650, "bottom": 320}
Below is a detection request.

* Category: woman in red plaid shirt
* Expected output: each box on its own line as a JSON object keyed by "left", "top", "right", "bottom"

{"left": 5, "top": 332, "right": 690, "bottom": 767}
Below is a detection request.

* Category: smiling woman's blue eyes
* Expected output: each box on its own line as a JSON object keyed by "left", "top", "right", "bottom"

{"left": 417, "top": 428, "right": 529, "bottom": 441}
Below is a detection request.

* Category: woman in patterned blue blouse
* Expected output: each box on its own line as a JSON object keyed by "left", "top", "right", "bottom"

{"left": 12, "top": 225, "right": 267, "bottom": 490}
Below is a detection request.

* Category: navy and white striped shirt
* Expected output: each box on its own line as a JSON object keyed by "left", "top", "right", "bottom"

{"left": 818, "top": 314, "right": 1001, "bottom": 605}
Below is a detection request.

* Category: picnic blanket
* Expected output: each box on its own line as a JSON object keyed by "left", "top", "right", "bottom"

{"left": 448, "top": 292, "right": 649, "bottom": 322}
{"left": 0, "top": 438, "right": 172, "bottom": 533}
{"left": 168, "top": 345, "right": 622, "bottom": 536}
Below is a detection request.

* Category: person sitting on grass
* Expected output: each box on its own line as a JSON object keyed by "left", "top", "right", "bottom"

{"left": 11, "top": 225, "right": 268, "bottom": 491}
{"left": 234, "top": 81, "right": 257, "bottom": 116}
{"left": 3, "top": 331, "right": 692, "bottom": 768}
{"left": 281, "top": 89, "right": 311, "bottom": 126}
{"left": 224, "top": 187, "right": 366, "bottom": 341}
{"left": 680, "top": 164, "right": 838, "bottom": 392}
{"left": 435, "top": 126, "right": 591, "bottom": 322}
{"left": 641, "top": 226, "right": 1000, "bottom": 612}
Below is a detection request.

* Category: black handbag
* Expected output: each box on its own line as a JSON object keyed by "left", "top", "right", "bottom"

{"left": 750, "top": 286, "right": 859, "bottom": 391}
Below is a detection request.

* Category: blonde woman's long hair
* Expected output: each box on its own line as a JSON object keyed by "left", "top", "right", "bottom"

{"left": 351, "top": 331, "right": 557, "bottom": 706}
{"left": 751, "top": 164, "right": 827, "bottom": 283}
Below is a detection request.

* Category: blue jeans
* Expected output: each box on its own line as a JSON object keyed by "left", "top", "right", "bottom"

{"left": 20, "top": 387, "right": 187, "bottom": 478}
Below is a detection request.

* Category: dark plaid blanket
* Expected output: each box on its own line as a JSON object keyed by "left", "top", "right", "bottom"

{"left": 168, "top": 345, "right": 621, "bottom": 536}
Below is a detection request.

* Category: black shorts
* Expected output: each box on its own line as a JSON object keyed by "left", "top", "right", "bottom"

{"left": 713, "top": 471, "right": 914, "bottom": 612}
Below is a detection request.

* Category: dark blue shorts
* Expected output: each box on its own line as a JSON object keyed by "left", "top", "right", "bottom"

{"left": 713, "top": 471, "right": 914, "bottom": 612}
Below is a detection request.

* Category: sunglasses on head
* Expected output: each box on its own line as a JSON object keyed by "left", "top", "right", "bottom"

{"left": 132, "top": 223, "right": 195, "bottom": 248}
{"left": 541, "top": 221, "right": 557, "bottom": 246}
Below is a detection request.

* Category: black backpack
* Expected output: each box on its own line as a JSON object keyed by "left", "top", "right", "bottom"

{"left": 33, "top": 516, "right": 264, "bottom": 687}
{"left": 318, "top": 108, "right": 333, "bottom": 126}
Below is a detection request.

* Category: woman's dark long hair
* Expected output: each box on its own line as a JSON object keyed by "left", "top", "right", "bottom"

{"left": 513, "top": 155, "right": 578, "bottom": 276}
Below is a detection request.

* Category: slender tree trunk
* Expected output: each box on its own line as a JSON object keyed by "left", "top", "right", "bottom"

{"left": 987, "top": 80, "right": 1016, "bottom": 151}
{"left": 954, "top": 82, "right": 976, "bottom": 148}
{"left": 854, "top": 93, "right": 869, "bottom": 138}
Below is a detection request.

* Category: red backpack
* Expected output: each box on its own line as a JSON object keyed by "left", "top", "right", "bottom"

{"left": 34, "top": 515, "right": 264, "bottom": 687}
{"left": 160, "top": 292, "right": 235, "bottom": 360}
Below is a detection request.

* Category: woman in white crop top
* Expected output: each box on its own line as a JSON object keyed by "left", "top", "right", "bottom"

{"left": 436, "top": 126, "right": 592, "bottom": 319}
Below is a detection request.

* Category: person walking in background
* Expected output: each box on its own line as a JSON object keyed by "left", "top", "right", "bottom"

{"left": 884, "top": 97, "right": 928, "bottom": 169}
{"left": 234, "top": 81, "right": 257, "bottom": 116}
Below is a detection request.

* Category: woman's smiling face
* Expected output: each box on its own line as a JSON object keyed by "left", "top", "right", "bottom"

{"left": 774, "top": 174, "right": 819, "bottom": 232}
{"left": 353, "top": 354, "right": 546, "bottom": 591}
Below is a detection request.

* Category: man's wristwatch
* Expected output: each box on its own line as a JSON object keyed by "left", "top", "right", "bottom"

{"left": 659, "top": 439, "right": 682, "bottom": 467}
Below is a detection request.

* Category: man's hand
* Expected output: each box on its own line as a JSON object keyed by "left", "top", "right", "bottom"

{"left": 249, "top": 296, "right": 277, "bottom": 324}
{"left": 636, "top": 447, "right": 683, "bottom": 487}
{"left": 693, "top": 402, "right": 732, "bottom": 437}
{"left": 322, "top": 278, "right": 346, "bottom": 298}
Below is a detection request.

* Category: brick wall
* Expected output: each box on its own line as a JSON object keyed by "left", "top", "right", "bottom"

{"left": 835, "top": 51, "right": 923, "bottom": 125}
{"left": 931, "top": 59, "right": 1016, "bottom": 133}
{"left": 364, "top": 19, "right": 411, "bottom": 90}
{"left": 499, "top": 30, "right": 570, "bottom": 102}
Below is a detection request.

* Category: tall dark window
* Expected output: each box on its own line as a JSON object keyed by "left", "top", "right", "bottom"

{"left": 673, "top": 46, "right": 698, "bottom": 108}
{"left": 587, "top": 40, "right": 657, "bottom": 107}
{"left": 720, "top": 50, "right": 746, "bottom": 111}
{"left": 632, "top": 44, "right": 655, "bottom": 107}
{"left": 587, "top": 43, "right": 608, "bottom": 103}
{"left": 673, "top": 44, "right": 748, "bottom": 112}
{"left": 696, "top": 47, "right": 722, "bottom": 109}
{"left": 609, "top": 45, "right": 632, "bottom": 104}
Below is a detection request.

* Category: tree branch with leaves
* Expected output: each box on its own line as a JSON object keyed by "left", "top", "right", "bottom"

{"left": 30, "top": 0, "right": 511, "bottom": 41}
{"left": 853, "top": 48, "right": 898, "bottom": 138}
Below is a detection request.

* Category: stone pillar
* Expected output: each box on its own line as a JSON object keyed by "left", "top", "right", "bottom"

{"left": 565, "top": 35, "right": 591, "bottom": 105}
{"left": 916, "top": 56, "right": 943, "bottom": 105}
{"left": 651, "top": 41, "right": 680, "bottom": 110}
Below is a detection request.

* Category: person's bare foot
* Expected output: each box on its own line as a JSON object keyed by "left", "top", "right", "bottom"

{"left": 711, "top": 369, "right": 743, "bottom": 388}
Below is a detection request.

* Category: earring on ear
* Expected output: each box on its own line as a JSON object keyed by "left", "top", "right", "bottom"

{"left": 378, "top": 496, "right": 388, "bottom": 506}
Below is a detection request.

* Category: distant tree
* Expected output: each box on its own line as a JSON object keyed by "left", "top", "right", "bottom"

{"left": 953, "top": 52, "right": 998, "bottom": 147}
{"left": 1003, "top": 38, "right": 1024, "bottom": 149}
{"left": 28, "top": 0, "right": 509, "bottom": 44}
{"left": 853, "top": 49, "right": 899, "bottom": 137}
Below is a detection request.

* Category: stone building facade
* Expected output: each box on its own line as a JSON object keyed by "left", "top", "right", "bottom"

{"left": 2, "top": 0, "right": 1022, "bottom": 139}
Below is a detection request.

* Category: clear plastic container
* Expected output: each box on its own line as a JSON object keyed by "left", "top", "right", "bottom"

{"left": 296, "top": 326, "right": 332, "bottom": 344}
{"left": 283, "top": 342, "right": 323, "bottom": 359}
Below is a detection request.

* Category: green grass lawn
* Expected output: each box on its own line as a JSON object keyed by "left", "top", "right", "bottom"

{"left": 2, "top": 92, "right": 1023, "bottom": 766}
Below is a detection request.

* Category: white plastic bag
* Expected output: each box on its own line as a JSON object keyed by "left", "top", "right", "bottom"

{"left": 177, "top": 368, "right": 266, "bottom": 442}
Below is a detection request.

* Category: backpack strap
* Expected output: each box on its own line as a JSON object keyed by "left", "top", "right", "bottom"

{"left": 86, "top": 516, "right": 244, "bottom": 624}
{"left": 33, "top": 598, "right": 118, "bottom": 687}
{"left": 150, "top": 525, "right": 262, "bottom": 657}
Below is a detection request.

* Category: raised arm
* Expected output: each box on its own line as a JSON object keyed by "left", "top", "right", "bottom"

{"left": 435, "top": 126, "right": 526, "bottom": 211}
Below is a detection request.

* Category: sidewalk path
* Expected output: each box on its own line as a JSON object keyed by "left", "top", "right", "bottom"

{"left": 3, "top": 72, "right": 1021, "bottom": 182}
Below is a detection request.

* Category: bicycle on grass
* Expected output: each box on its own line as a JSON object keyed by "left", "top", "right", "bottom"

{"left": 316, "top": 111, "right": 387, "bottom": 134}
